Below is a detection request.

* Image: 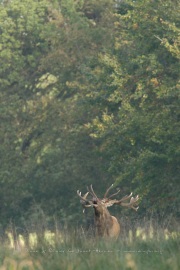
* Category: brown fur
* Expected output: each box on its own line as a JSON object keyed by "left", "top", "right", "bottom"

{"left": 93, "top": 201, "right": 120, "bottom": 239}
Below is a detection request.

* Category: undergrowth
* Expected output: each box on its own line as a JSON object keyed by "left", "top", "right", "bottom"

{"left": 0, "top": 219, "right": 179, "bottom": 270}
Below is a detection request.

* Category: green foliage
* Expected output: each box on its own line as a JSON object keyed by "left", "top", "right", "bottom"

{"left": 85, "top": 0, "right": 180, "bottom": 215}
{"left": 0, "top": 0, "right": 49, "bottom": 90}
{"left": 0, "top": 0, "right": 179, "bottom": 229}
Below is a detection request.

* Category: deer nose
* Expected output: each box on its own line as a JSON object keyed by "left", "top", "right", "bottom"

{"left": 93, "top": 199, "right": 98, "bottom": 204}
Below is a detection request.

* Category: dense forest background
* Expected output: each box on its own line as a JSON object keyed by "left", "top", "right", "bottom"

{"left": 0, "top": 0, "right": 179, "bottom": 233}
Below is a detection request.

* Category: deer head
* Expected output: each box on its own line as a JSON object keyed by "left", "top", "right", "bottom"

{"left": 77, "top": 184, "right": 139, "bottom": 239}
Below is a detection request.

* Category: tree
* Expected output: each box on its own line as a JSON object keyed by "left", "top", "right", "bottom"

{"left": 85, "top": 0, "right": 180, "bottom": 216}
{"left": 0, "top": 0, "right": 179, "bottom": 230}
{"left": 0, "top": 0, "right": 116, "bottom": 227}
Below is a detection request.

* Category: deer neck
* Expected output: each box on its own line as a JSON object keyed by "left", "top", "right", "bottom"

{"left": 94, "top": 204, "right": 113, "bottom": 236}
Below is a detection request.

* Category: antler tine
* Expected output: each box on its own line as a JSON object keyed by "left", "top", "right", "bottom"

{"left": 108, "top": 189, "right": 121, "bottom": 199}
{"left": 90, "top": 184, "right": 98, "bottom": 199}
{"left": 77, "top": 190, "right": 89, "bottom": 202}
{"left": 77, "top": 190, "right": 93, "bottom": 213}
{"left": 87, "top": 186, "right": 94, "bottom": 198}
{"left": 104, "top": 184, "right": 114, "bottom": 198}
{"left": 130, "top": 195, "right": 139, "bottom": 211}
{"left": 120, "top": 195, "right": 139, "bottom": 211}
{"left": 118, "top": 192, "right": 133, "bottom": 203}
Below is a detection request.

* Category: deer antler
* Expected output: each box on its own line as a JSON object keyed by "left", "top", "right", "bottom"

{"left": 77, "top": 189, "right": 98, "bottom": 212}
{"left": 104, "top": 184, "right": 114, "bottom": 198}
{"left": 116, "top": 192, "right": 133, "bottom": 203}
{"left": 105, "top": 193, "right": 139, "bottom": 211}
{"left": 119, "top": 195, "right": 139, "bottom": 211}
{"left": 87, "top": 185, "right": 99, "bottom": 200}
{"left": 78, "top": 185, "right": 139, "bottom": 211}
{"left": 102, "top": 186, "right": 139, "bottom": 211}
{"left": 108, "top": 188, "right": 121, "bottom": 199}
{"left": 77, "top": 184, "right": 140, "bottom": 239}
{"left": 77, "top": 190, "right": 89, "bottom": 204}
{"left": 103, "top": 184, "right": 122, "bottom": 200}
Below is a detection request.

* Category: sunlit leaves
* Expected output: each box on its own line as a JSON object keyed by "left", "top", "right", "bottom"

{"left": 86, "top": 0, "right": 180, "bottom": 214}
{"left": 0, "top": 0, "right": 179, "bottom": 227}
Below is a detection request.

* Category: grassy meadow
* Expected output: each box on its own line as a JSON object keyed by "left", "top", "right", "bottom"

{"left": 0, "top": 219, "right": 179, "bottom": 270}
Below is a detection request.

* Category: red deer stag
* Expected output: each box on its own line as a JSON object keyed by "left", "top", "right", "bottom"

{"left": 77, "top": 184, "right": 139, "bottom": 239}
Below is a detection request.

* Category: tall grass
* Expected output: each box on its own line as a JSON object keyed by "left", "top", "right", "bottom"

{"left": 0, "top": 218, "right": 179, "bottom": 270}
